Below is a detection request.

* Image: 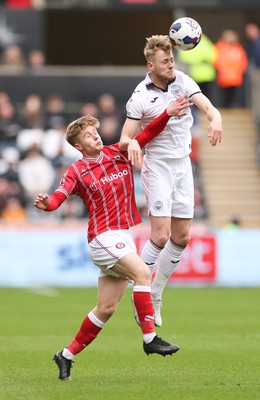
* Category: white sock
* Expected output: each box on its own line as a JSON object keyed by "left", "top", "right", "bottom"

{"left": 141, "top": 239, "right": 164, "bottom": 273}
{"left": 152, "top": 238, "right": 186, "bottom": 298}
{"left": 62, "top": 348, "right": 75, "bottom": 360}
{"left": 143, "top": 332, "right": 157, "bottom": 344}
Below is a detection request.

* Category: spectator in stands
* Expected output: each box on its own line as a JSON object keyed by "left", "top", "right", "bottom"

{"left": 17, "top": 144, "right": 56, "bottom": 206}
{"left": 0, "top": 178, "right": 11, "bottom": 214}
{"left": 244, "top": 23, "right": 260, "bottom": 159}
{"left": 0, "top": 147, "right": 22, "bottom": 189}
{"left": 80, "top": 102, "right": 99, "bottom": 119}
{"left": 41, "top": 123, "right": 81, "bottom": 163}
{"left": 97, "top": 93, "right": 122, "bottom": 123}
{"left": 16, "top": 127, "right": 44, "bottom": 155}
{"left": 98, "top": 115, "right": 121, "bottom": 145}
{"left": 19, "top": 94, "right": 45, "bottom": 129}
{"left": 0, "top": 96, "right": 21, "bottom": 150}
{"left": 1, "top": 196, "right": 27, "bottom": 223}
{"left": 224, "top": 217, "right": 242, "bottom": 230}
{"left": 45, "top": 93, "right": 68, "bottom": 130}
{"left": 245, "top": 23, "right": 260, "bottom": 68}
{"left": 177, "top": 34, "right": 218, "bottom": 101}
{"left": 214, "top": 30, "right": 248, "bottom": 107}
{"left": 0, "top": 174, "right": 24, "bottom": 214}
{"left": 28, "top": 49, "right": 46, "bottom": 69}
{"left": 0, "top": 44, "right": 26, "bottom": 68}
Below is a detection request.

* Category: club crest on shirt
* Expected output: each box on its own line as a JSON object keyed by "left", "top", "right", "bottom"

{"left": 171, "top": 85, "right": 181, "bottom": 95}
{"left": 90, "top": 181, "right": 101, "bottom": 191}
{"left": 154, "top": 200, "right": 163, "bottom": 211}
{"left": 116, "top": 242, "right": 126, "bottom": 249}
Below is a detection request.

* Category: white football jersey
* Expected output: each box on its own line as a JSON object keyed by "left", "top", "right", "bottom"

{"left": 126, "top": 70, "right": 201, "bottom": 159}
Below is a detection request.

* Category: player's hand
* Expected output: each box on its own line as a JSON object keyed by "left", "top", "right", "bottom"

{"left": 167, "top": 95, "right": 193, "bottom": 117}
{"left": 208, "top": 121, "right": 223, "bottom": 146}
{"left": 127, "top": 139, "right": 142, "bottom": 166}
{"left": 34, "top": 193, "right": 50, "bottom": 210}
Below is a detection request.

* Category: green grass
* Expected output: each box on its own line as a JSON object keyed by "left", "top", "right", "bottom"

{"left": 0, "top": 287, "right": 259, "bottom": 400}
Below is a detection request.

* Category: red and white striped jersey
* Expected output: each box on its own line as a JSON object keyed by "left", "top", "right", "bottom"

{"left": 54, "top": 144, "right": 142, "bottom": 242}
{"left": 45, "top": 109, "right": 170, "bottom": 242}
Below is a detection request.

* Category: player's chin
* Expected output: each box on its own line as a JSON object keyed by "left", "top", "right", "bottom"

{"left": 167, "top": 71, "right": 175, "bottom": 79}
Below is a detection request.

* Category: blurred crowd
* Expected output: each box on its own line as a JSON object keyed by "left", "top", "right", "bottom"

{"left": 1, "top": 21, "right": 260, "bottom": 224}
{"left": 0, "top": 91, "right": 129, "bottom": 223}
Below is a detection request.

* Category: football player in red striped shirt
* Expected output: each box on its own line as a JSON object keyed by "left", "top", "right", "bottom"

{"left": 34, "top": 95, "right": 192, "bottom": 380}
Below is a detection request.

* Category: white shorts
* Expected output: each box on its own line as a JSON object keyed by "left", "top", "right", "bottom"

{"left": 141, "top": 155, "right": 194, "bottom": 218}
{"left": 88, "top": 229, "right": 136, "bottom": 278}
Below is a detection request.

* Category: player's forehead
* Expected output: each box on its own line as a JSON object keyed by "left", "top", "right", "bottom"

{"left": 82, "top": 124, "right": 97, "bottom": 136}
{"left": 154, "top": 48, "right": 173, "bottom": 61}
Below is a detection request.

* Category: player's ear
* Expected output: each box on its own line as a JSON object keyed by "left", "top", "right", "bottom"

{"left": 74, "top": 142, "right": 82, "bottom": 151}
{"left": 147, "top": 60, "right": 154, "bottom": 71}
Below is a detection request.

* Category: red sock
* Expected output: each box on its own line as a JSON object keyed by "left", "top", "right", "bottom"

{"left": 133, "top": 286, "right": 155, "bottom": 335}
{"left": 67, "top": 313, "right": 103, "bottom": 355}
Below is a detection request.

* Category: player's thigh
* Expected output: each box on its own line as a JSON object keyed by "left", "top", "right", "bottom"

{"left": 171, "top": 157, "right": 194, "bottom": 218}
{"left": 112, "top": 252, "right": 151, "bottom": 285}
{"left": 141, "top": 158, "right": 172, "bottom": 217}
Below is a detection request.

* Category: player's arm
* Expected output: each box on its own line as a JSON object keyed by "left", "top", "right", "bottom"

{"left": 192, "top": 92, "right": 223, "bottom": 147}
{"left": 34, "top": 191, "right": 67, "bottom": 211}
{"left": 136, "top": 95, "right": 193, "bottom": 149}
{"left": 119, "top": 118, "right": 142, "bottom": 165}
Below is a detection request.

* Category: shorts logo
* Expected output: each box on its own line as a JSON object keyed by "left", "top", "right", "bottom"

{"left": 171, "top": 85, "right": 181, "bottom": 95}
{"left": 116, "top": 242, "right": 126, "bottom": 249}
{"left": 154, "top": 201, "right": 163, "bottom": 211}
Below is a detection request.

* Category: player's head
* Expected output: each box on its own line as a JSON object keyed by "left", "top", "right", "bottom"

{"left": 66, "top": 115, "right": 103, "bottom": 156}
{"left": 144, "top": 35, "right": 175, "bottom": 83}
{"left": 144, "top": 35, "right": 173, "bottom": 61}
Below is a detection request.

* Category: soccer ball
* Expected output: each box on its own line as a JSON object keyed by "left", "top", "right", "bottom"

{"left": 169, "top": 17, "right": 202, "bottom": 51}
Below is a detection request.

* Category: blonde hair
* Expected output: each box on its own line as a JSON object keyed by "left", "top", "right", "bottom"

{"left": 66, "top": 115, "right": 100, "bottom": 146}
{"left": 144, "top": 35, "right": 172, "bottom": 61}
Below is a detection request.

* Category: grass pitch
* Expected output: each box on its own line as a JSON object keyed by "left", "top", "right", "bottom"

{"left": 0, "top": 286, "right": 259, "bottom": 400}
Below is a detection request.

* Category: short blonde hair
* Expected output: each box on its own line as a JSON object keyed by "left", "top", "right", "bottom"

{"left": 66, "top": 115, "right": 100, "bottom": 146}
{"left": 144, "top": 35, "right": 172, "bottom": 61}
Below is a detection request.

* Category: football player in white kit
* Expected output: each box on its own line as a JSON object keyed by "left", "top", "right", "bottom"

{"left": 120, "top": 35, "right": 223, "bottom": 327}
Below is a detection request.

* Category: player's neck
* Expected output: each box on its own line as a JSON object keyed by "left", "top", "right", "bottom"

{"left": 82, "top": 150, "right": 102, "bottom": 160}
{"left": 152, "top": 76, "right": 170, "bottom": 91}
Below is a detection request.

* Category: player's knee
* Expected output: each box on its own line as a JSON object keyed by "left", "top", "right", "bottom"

{"left": 98, "top": 303, "right": 117, "bottom": 318}
{"left": 152, "top": 231, "right": 169, "bottom": 248}
{"left": 172, "top": 232, "right": 190, "bottom": 247}
{"left": 134, "top": 264, "right": 152, "bottom": 286}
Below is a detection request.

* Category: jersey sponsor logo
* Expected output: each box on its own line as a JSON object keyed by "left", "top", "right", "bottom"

{"left": 171, "top": 85, "right": 181, "bottom": 95}
{"left": 151, "top": 96, "right": 159, "bottom": 103}
{"left": 116, "top": 242, "right": 126, "bottom": 249}
{"left": 101, "top": 169, "right": 128, "bottom": 184}
{"left": 154, "top": 200, "right": 163, "bottom": 211}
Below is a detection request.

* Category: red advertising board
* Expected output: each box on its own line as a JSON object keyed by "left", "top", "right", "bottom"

{"left": 135, "top": 231, "right": 216, "bottom": 283}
